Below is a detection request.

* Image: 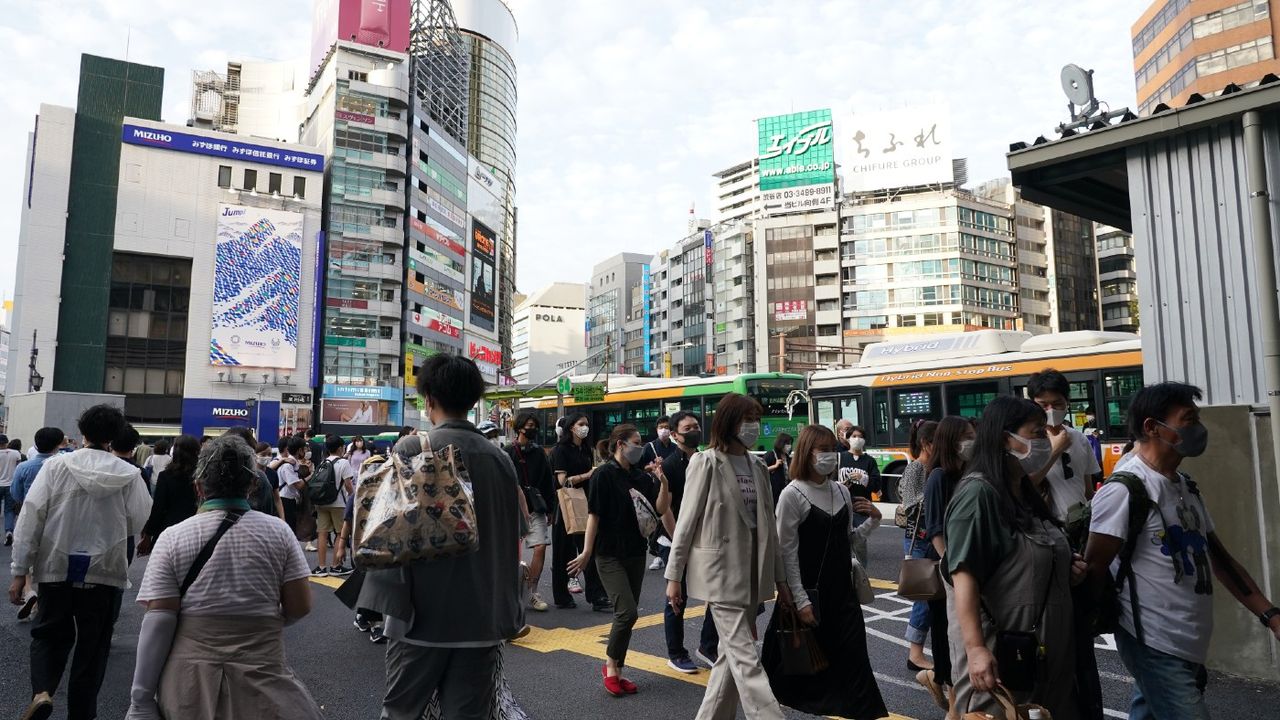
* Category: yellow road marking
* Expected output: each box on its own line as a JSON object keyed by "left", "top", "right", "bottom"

{"left": 309, "top": 575, "right": 345, "bottom": 589}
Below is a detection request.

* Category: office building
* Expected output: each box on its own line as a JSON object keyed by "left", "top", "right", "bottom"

{"left": 713, "top": 159, "right": 763, "bottom": 224}
{"left": 753, "top": 209, "right": 841, "bottom": 372}
{"left": 1096, "top": 225, "right": 1140, "bottom": 332}
{"left": 708, "top": 223, "right": 757, "bottom": 375}
{"left": 1134, "top": 0, "right": 1278, "bottom": 114}
{"left": 587, "top": 253, "right": 651, "bottom": 375}
{"left": 838, "top": 188, "right": 1019, "bottom": 342}
{"left": 189, "top": 58, "right": 309, "bottom": 143}
{"left": 976, "top": 179, "right": 1101, "bottom": 334}
{"left": 511, "top": 282, "right": 587, "bottom": 385}
{"left": 647, "top": 225, "right": 715, "bottom": 378}
{"left": 454, "top": 0, "right": 520, "bottom": 376}
{"left": 6, "top": 55, "right": 324, "bottom": 445}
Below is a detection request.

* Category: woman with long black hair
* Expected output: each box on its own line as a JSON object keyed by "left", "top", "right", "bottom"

{"left": 550, "top": 413, "right": 609, "bottom": 611}
{"left": 763, "top": 432, "right": 793, "bottom": 505}
{"left": 137, "top": 435, "right": 202, "bottom": 555}
{"left": 945, "top": 396, "right": 1085, "bottom": 718}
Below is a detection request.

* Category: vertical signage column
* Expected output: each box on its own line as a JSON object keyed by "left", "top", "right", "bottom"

{"left": 704, "top": 228, "right": 714, "bottom": 373}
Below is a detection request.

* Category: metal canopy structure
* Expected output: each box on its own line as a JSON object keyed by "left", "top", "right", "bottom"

{"left": 410, "top": 0, "right": 469, "bottom": 143}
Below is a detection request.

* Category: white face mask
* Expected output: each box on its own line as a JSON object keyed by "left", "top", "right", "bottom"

{"left": 657, "top": 428, "right": 671, "bottom": 441}
{"left": 1045, "top": 408, "right": 1068, "bottom": 427}
{"left": 574, "top": 425, "right": 590, "bottom": 440}
{"left": 813, "top": 452, "right": 840, "bottom": 476}
{"left": 1006, "top": 432, "right": 1052, "bottom": 473}
{"left": 849, "top": 436, "right": 866, "bottom": 452}
{"left": 783, "top": 444, "right": 792, "bottom": 454}
{"left": 737, "top": 422, "right": 761, "bottom": 448}
{"left": 958, "top": 439, "right": 975, "bottom": 461}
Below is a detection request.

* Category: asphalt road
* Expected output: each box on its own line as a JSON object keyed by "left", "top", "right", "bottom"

{"left": 2, "top": 523, "right": 1275, "bottom": 719}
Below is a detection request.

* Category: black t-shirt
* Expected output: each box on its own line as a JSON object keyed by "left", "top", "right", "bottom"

{"left": 508, "top": 443, "right": 556, "bottom": 513}
{"left": 550, "top": 442, "right": 594, "bottom": 484}
{"left": 763, "top": 450, "right": 790, "bottom": 505}
{"left": 587, "top": 460, "right": 659, "bottom": 559}
{"left": 838, "top": 451, "right": 882, "bottom": 499}
{"left": 661, "top": 449, "right": 692, "bottom": 520}
{"left": 640, "top": 437, "right": 679, "bottom": 467}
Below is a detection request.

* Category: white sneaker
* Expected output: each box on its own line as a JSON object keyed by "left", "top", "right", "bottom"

{"left": 529, "top": 593, "right": 549, "bottom": 612}
{"left": 568, "top": 578, "right": 583, "bottom": 594}
{"left": 304, "top": 542, "right": 317, "bottom": 552}
{"left": 649, "top": 556, "right": 665, "bottom": 571}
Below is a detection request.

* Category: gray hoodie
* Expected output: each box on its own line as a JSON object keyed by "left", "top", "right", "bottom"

{"left": 10, "top": 448, "right": 152, "bottom": 588}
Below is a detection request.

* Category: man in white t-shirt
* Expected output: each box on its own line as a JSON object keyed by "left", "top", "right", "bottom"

{"left": 1085, "top": 382, "right": 1280, "bottom": 720}
{"left": 0, "top": 434, "right": 24, "bottom": 546}
{"left": 1026, "top": 370, "right": 1103, "bottom": 522}
{"left": 313, "top": 435, "right": 354, "bottom": 577}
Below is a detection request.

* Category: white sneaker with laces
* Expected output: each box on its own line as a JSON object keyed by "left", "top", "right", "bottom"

{"left": 649, "top": 556, "right": 665, "bottom": 570}
{"left": 568, "top": 578, "right": 583, "bottom": 594}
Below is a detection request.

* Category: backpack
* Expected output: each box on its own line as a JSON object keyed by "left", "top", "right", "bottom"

{"left": 1076, "top": 471, "right": 1156, "bottom": 639}
{"left": 307, "top": 458, "right": 339, "bottom": 505}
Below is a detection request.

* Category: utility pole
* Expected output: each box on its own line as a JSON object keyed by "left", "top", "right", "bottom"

{"left": 778, "top": 333, "right": 786, "bottom": 373}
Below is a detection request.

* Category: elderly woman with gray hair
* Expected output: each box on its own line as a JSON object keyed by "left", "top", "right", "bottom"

{"left": 125, "top": 435, "right": 321, "bottom": 720}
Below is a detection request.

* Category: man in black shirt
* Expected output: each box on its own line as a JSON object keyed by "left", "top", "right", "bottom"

{"left": 507, "top": 412, "right": 556, "bottom": 613}
{"left": 640, "top": 416, "right": 678, "bottom": 467}
{"left": 660, "top": 411, "right": 720, "bottom": 673}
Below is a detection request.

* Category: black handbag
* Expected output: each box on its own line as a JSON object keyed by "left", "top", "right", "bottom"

{"left": 776, "top": 605, "right": 829, "bottom": 675}
{"left": 515, "top": 451, "right": 549, "bottom": 515}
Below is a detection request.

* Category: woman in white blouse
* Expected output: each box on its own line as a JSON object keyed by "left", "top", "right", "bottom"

{"left": 762, "top": 425, "right": 887, "bottom": 720}
{"left": 125, "top": 435, "right": 322, "bottom": 720}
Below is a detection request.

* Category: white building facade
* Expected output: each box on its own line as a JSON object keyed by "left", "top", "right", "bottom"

{"left": 511, "top": 282, "right": 587, "bottom": 385}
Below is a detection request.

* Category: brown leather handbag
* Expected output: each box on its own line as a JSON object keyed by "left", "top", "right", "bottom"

{"left": 897, "top": 501, "right": 945, "bottom": 601}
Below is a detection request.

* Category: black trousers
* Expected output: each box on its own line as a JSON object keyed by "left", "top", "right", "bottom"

{"left": 927, "top": 596, "right": 951, "bottom": 686}
{"left": 551, "top": 515, "right": 606, "bottom": 606}
{"left": 30, "top": 583, "right": 118, "bottom": 720}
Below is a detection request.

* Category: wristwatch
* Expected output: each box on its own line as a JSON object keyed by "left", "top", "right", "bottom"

{"left": 1260, "top": 607, "right": 1280, "bottom": 627}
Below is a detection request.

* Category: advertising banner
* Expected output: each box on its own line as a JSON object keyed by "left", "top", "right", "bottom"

{"left": 411, "top": 309, "right": 461, "bottom": 339}
{"left": 467, "top": 159, "right": 505, "bottom": 235}
{"left": 757, "top": 109, "right": 835, "bottom": 212}
{"left": 642, "top": 264, "right": 652, "bottom": 373}
{"left": 773, "top": 300, "right": 809, "bottom": 322}
{"left": 840, "top": 104, "right": 952, "bottom": 192}
{"left": 411, "top": 216, "right": 466, "bottom": 257}
{"left": 320, "top": 398, "right": 391, "bottom": 425}
{"left": 424, "top": 278, "right": 465, "bottom": 312}
{"left": 469, "top": 220, "right": 497, "bottom": 332}
{"left": 409, "top": 245, "right": 466, "bottom": 285}
{"left": 123, "top": 124, "right": 323, "bottom": 172}
{"left": 337, "top": 0, "right": 410, "bottom": 53}
{"left": 405, "top": 342, "right": 438, "bottom": 389}
{"left": 211, "top": 204, "right": 303, "bottom": 368}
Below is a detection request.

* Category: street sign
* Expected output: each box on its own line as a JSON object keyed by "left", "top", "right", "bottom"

{"left": 281, "top": 392, "right": 312, "bottom": 405}
{"left": 556, "top": 376, "right": 573, "bottom": 395}
{"left": 572, "top": 383, "right": 605, "bottom": 403}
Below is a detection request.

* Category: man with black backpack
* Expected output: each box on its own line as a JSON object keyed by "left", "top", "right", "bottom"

{"left": 1085, "top": 382, "right": 1280, "bottom": 720}
{"left": 310, "top": 435, "right": 354, "bottom": 577}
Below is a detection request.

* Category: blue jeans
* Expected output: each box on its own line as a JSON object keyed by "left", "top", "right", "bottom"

{"left": 1115, "top": 627, "right": 1210, "bottom": 720}
{"left": 664, "top": 579, "right": 719, "bottom": 660}
{"left": 903, "top": 536, "right": 931, "bottom": 645}
{"left": 1, "top": 486, "right": 15, "bottom": 533}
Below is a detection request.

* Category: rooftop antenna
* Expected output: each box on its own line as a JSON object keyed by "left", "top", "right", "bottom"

{"left": 1056, "top": 64, "right": 1130, "bottom": 134}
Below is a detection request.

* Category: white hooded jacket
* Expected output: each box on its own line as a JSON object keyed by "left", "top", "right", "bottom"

{"left": 10, "top": 448, "right": 152, "bottom": 588}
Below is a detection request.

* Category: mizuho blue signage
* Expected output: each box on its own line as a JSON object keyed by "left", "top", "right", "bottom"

{"left": 121, "top": 124, "right": 325, "bottom": 172}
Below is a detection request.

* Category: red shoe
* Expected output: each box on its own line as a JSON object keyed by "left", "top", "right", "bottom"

{"left": 602, "top": 665, "right": 625, "bottom": 697}
{"left": 618, "top": 677, "right": 638, "bottom": 694}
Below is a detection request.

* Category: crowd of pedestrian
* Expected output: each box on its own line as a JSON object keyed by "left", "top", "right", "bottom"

{"left": 6, "top": 363, "right": 1280, "bottom": 720}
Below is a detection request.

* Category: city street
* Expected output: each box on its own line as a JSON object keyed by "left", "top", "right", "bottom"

{"left": 2, "top": 519, "right": 1275, "bottom": 719}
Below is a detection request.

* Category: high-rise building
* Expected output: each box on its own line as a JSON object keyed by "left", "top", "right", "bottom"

{"left": 453, "top": 0, "right": 519, "bottom": 377}
{"left": 753, "top": 209, "right": 841, "bottom": 372}
{"left": 587, "top": 253, "right": 651, "bottom": 375}
{"left": 190, "top": 59, "right": 310, "bottom": 143}
{"left": 511, "top": 283, "right": 587, "bottom": 385}
{"left": 976, "top": 179, "right": 1101, "bottom": 334}
{"left": 713, "top": 159, "right": 762, "bottom": 224}
{"left": 708, "top": 223, "right": 757, "bottom": 375}
{"left": 839, "top": 189, "right": 1020, "bottom": 342}
{"left": 1133, "top": 0, "right": 1279, "bottom": 114}
{"left": 1096, "top": 225, "right": 1140, "bottom": 332}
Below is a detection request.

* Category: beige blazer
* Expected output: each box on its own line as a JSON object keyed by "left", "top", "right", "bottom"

{"left": 664, "top": 448, "right": 786, "bottom": 606}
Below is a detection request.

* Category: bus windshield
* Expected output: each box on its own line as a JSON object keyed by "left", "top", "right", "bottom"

{"left": 747, "top": 378, "right": 807, "bottom": 417}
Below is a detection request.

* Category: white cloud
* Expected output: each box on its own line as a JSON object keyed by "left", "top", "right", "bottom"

{"left": 0, "top": 0, "right": 1147, "bottom": 309}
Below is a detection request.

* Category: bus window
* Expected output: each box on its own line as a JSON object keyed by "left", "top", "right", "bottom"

{"left": 624, "top": 401, "right": 661, "bottom": 439}
{"left": 872, "top": 389, "right": 890, "bottom": 446}
{"left": 945, "top": 382, "right": 998, "bottom": 418}
{"left": 746, "top": 378, "right": 807, "bottom": 419}
{"left": 838, "top": 396, "right": 861, "bottom": 427}
{"left": 816, "top": 399, "right": 836, "bottom": 429}
{"left": 1104, "top": 370, "right": 1144, "bottom": 437}
{"left": 891, "top": 387, "right": 942, "bottom": 445}
{"left": 680, "top": 398, "right": 704, "bottom": 422}
{"left": 1067, "top": 380, "right": 1096, "bottom": 428}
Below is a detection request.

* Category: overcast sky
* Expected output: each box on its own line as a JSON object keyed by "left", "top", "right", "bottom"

{"left": 0, "top": 0, "right": 1146, "bottom": 303}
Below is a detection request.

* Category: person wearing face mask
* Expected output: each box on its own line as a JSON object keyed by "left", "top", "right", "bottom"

{"left": 914, "top": 416, "right": 975, "bottom": 711}
{"left": 762, "top": 425, "right": 887, "bottom": 719}
{"left": 946, "top": 395, "right": 1084, "bottom": 719}
{"left": 1085, "top": 383, "right": 1280, "bottom": 720}
{"left": 1027, "top": 369, "right": 1103, "bottom": 525}
{"left": 506, "top": 413, "right": 556, "bottom": 613}
{"left": 665, "top": 393, "right": 791, "bottom": 720}
{"left": 762, "top": 432, "right": 793, "bottom": 505}
{"left": 837, "top": 426, "right": 882, "bottom": 568}
{"left": 659, "top": 411, "right": 720, "bottom": 674}
{"left": 551, "top": 414, "right": 610, "bottom": 611}
{"left": 568, "top": 424, "right": 669, "bottom": 696}
{"left": 346, "top": 435, "right": 371, "bottom": 474}
{"left": 641, "top": 416, "right": 678, "bottom": 466}
{"left": 897, "top": 419, "right": 938, "bottom": 674}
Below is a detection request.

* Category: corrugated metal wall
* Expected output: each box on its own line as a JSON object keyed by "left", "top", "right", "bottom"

{"left": 1126, "top": 114, "right": 1280, "bottom": 406}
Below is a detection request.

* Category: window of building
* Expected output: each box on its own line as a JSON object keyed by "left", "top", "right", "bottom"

{"left": 242, "top": 169, "right": 257, "bottom": 191}
{"left": 104, "top": 253, "right": 192, "bottom": 398}
{"left": 217, "top": 165, "right": 232, "bottom": 188}
{"left": 347, "top": 70, "right": 368, "bottom": 82}
{"left": 268, "top": 172, "right": 282, "bottom": 195}
{"left": 293, "top": 176, "right": 306, "bottom": 198}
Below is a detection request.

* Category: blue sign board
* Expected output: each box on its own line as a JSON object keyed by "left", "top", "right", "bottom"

{"left": 642, "top": 264, "right": 652, "bottom": 373}
{"left": 323, "top": 384, "right": 402, "bottom": 401}
{"left": 181, "top": 398, "right": 282, "bottom": 445}
{"left": 121, "top": 124, "right": 325, "bottom": 172}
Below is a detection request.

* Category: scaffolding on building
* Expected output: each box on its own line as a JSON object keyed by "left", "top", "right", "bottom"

{"left": 409, "top": 0, "right": 469, "bottom": 144}
{"left": 189, "top": 66, "right": 241, "bottom": 134}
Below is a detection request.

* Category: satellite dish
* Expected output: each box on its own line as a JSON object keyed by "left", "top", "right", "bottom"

{"left": 1061, "top": 64, "right": 1099, "bottom": 121}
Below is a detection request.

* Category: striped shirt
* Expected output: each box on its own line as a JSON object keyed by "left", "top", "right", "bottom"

{"left": 138, "top": 510, "right": 310, "bottom": 617}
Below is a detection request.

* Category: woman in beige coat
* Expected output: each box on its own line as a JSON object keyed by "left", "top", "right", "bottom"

{"left": 665, "top": 393, "right": 792, "bottom": 720}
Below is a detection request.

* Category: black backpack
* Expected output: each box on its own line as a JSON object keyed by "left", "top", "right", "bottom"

{"left": 1079, "top": 471, "right": 1156, "bottom": 639}
{"left": 307, "top": 458, "right": 339, "bottom": 505}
